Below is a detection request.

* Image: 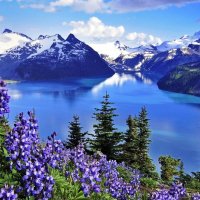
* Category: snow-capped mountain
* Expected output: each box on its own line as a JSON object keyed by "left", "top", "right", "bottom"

{"left": 90, "top": 40, "right": 159, "bottom": 71}
{"left": 141, "top": 46, "right": 200, "bottom": 75}
{"left": 91, "top": 30, "right": 200, "bottom": 73}
{"left": 108, "top": 31, "right": 200, "bottom": 74}
{"left": 156, "top": 31, "right": 200, "bottom": 52}
{"left": 0, "top": 29, "right": 32, "bottom": 54}
{"left": 112, "top": 45, "right": 158, "bottom": 71}
{"left": 90, "top": 40, "right": 159, "bottom": 60}
{"left": 0, "top": 29, "right": 114, "bottom": 80}
{"left": 89, "top": 40, "right": 138, "bottom": 59}
{"left": 139, "top": 32, "right": 200, "bottom": 75}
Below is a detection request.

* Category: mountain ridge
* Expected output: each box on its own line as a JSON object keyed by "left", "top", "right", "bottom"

{"left": 0, "top": 29, "right": 114, "bottom": 80}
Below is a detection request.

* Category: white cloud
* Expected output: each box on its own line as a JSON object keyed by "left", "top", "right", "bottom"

{"left": 20, "top": 3, "right": 56, "bottom": 12}
{"left": 50, "top": 0, "right": 74, "bottom": 7}
{"left": 126, "top": 32, "right": 162, "bottom": 46}
{"left": 64, "top": 17, "right": 162, "bottom": 48}
{"left": 108, "top": 0, "right": 200, "bottom": 12}
{"left": 20, "top": 0, "right": 108, "bottom": 13}
{"left": 71, "top": 0, "right": 107, "bottom": 13}
{"left": 17, "top": 0, "right": 200, "bottom": 13}
{"left": 64, "top": 17, "right": 125, "bottom": 42}
{"left": 0, "top": 15, "right": 4, "bottom": 22}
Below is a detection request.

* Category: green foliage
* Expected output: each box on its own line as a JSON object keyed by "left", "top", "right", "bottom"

{"left": 179, "top": 171, "right": 200, "bottom": 192}
{"left": 117, "top": 166, "right": 132, "bottom": 182}
{"left": 140, "top": 178, "right": 158, "bottom": 190}
{"left": 136, "top": 107, "right": 157, "bottom": 179}
{"left": 0, "top": 117, "right": 11, "bottom": 174}
{"left": 0, "top": 117, "right": 21, "bottom": 193}
{"left": 89, "top": 92, "right": 122, "bottom": 160}
{"left": 122, "top": 115, "right": 139, "bottom": 169}
{"left": 64, "top": 115, "right": 87, "bottom": 149}
{"left": 89, "top": 192, "right": 115, "bottom": 200}
{"left": 187, "top": 179, "right": 200, "bottom": 191}
{"left": 134, "top": 191, "right": 149, "bottom": 200}
{"left": 178, "top": 161, "right": 185, "bottom": 183}
{"left": 49, "top": 168, "right": 86, "bottom": 200}
{"left": 159, "top": 155, "right": 181, "bottom": 184}
{"left": 0, "top": 172, "right": 18, "bottom": 187}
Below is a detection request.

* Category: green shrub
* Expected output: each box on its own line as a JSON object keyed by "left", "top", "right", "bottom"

{"left": 141, "top": 178, "right": 158, "bottom": 190}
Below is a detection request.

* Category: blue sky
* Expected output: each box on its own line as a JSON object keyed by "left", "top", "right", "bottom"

{"left": 0, "top": 0, "right": 200, "bottom": 46}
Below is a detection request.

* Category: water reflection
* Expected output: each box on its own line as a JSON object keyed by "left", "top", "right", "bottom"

{"left": 134, "top": 73, "right": 153, "bottom": 85}
{"left": 8, "top": 78, "right": 107, "bottom": 102}
{"left": 8, "top": 74, "right": 155, "bottom": 101}
{"left": 92, "top": 73, "right": 136, "bottom": 94}
{"left": 8, "top": 89, "right": 22, "bottom": 100}
{"left": 92, "top": 73, "right": 155, "bottom": 94}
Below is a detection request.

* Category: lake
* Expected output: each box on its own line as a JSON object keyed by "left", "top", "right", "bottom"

{"left": 6, "top": 73, "right": 200, "bottom": 173}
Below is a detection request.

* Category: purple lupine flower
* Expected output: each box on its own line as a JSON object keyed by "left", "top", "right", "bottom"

{"left": 5, "top": 112, "right": 39, "bottom": 170}
{"left": 40, "top": 132, "right": 68, "bottom": 169}
{"left": 151, "top": 183, "right": 186, "bottom": 200}
{"left": 0, "top": 80, "right": 10, "bottom": 118}
{"left": 67, "top": 144, "right": 102, "bottom": 197}
{"left": 169, "top": 183, "right": 186, "bottom": 199}
{"left": 0, "top": 185, "right": 17, "bottom": 200}
{"left": 98, "top": 156, "right": 140, "bottom": 199}
{"left": 192, "top": 193, "right": 200, "bottom": 200}
{"left": 22, "top": 158, "right": 54, "bottom": 199}
{"left": 5, "top": 112, "right": 55, "bottom": 199}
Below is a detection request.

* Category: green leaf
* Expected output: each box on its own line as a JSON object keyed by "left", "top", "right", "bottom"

{"left": 2, "top": 147, "right": 8, "bottom": 157}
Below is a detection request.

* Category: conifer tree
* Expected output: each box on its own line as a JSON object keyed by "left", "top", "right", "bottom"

{"left": 65, "top": 115, "right": 86, "bottom": 148}
{"left": 159, "top": 155, "right": 181, "bottom": 183}
{"left": 122, "top": 115, "right": 139, "bottom": 169}
{"left": 137, "top": 107, "right": 157, "bottom": 178}
{"left": 90, "top": 92, "right": 122, "bottom": 160}
{"left": 178, "top": 161, "right": 185, "bottom": 183}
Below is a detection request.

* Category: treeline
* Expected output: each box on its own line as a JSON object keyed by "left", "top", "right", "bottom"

{"left": 64, "top": 93, "right": 200, "bottom": 191}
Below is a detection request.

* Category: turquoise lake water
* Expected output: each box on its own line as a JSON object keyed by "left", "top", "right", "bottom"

{"left": 7, "top": 73, "right": 200, "bottom": 173}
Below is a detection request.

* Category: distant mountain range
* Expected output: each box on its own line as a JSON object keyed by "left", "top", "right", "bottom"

{"left": 0, "top": 29, "right": 114, "bottom": 80}
{"left": 99, "top": 31, "right": 200, "bottom": 75}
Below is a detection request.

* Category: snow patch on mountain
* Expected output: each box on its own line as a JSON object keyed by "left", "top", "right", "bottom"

{"left": 0, "top": 29, "right": 31, "bottom": 54}
{"left": 90, "top": 42, "right": 124, "bottom": 59}
{"left": 29, "top": 34, "right": 64, "bottom": 58}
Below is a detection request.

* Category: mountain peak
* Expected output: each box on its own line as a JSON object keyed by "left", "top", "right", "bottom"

{"left": 38, "top": 34, "right": 64, "bottom": 41}
{"left": 56, "top": 34, "right": 65, "bottom": 41}
{"left": 2, "top": 29, "right": 32, "bottom": 40}
{"left": 114, "top": 40, "right": 128, "bottom": 51}
{"left": 114, "top": 41, "right": 120, "bottom": 46}
{"left": 3, "top": 28, "right": 12, "bottom": 34}
{"left": 38, "top": 35, "right": 49, "bottom": 40}
{"left": 66, "top": 33, "right": 80, "bottom": 43}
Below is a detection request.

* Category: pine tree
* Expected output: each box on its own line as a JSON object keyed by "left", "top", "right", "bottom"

{"left": 122, "top": 115, "right": 139, "bottom": 169}
{"left": 178, "top": 161, "right": 185, "bottom": 183}
{"left": 90, "top": 92, "right": 122, "bottom": 160}
{"left": 64, "top": 115, "right": 86, "bottom": 148}
{"left": 159, "top": 155, "right": 181, "bottom": 183}
{"left": 137, "top": 107, "right": 157, "bottom": 178}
